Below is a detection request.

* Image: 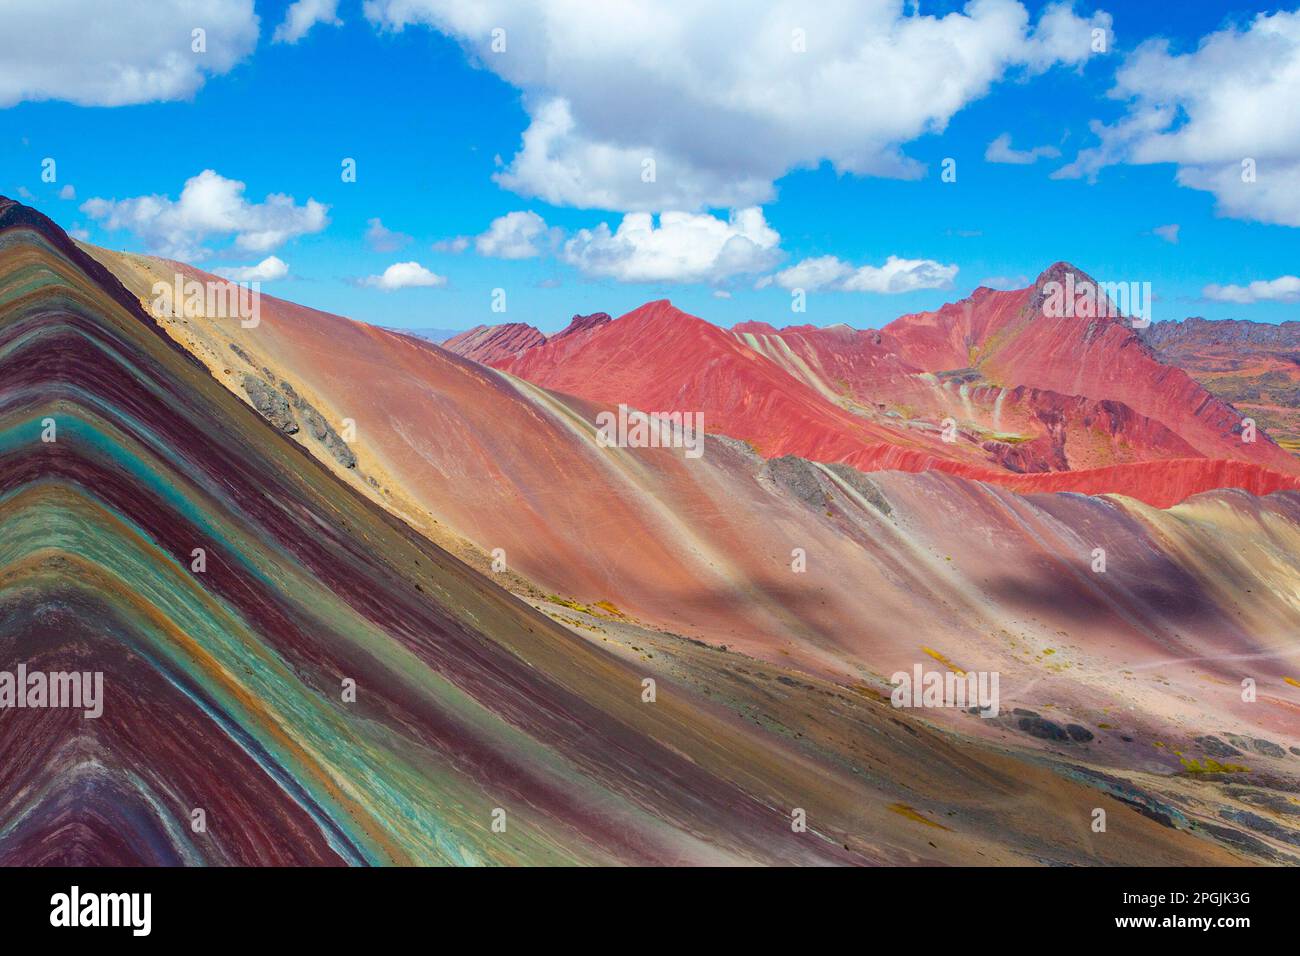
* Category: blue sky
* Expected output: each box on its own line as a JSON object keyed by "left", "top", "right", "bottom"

{"left": 2, "top": 0, "right": 1298, "bottom": 332}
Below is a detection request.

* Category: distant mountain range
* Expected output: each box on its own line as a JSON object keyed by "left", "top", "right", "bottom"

{"left": 1141, "top": 317, "right": 1300, "bottom": 453}
{"left": 445, "top": 267, "right": 1300, "bottom": 507}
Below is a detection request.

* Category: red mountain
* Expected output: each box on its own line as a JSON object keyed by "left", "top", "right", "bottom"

{"left": 443, "top": 313, "right": 612, "bottom": 365}
{"left": 497, "top": 299, "right": 985, "bottom": 473}
{"left": 732, "top": 320, "right": 1199, "bottom": 471}
{"left": 880, "top": 264, "right": 1298, "bottom": 472}
{"left": 477, "top": 271, "right": 1300, "bottom": 507}
{"left": 442, "top": 321, "right": 546, "bottom": 364}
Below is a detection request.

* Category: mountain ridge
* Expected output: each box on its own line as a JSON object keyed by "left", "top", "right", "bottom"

{"left": 455, "top": 281, "right": 1300, "bottom": 505}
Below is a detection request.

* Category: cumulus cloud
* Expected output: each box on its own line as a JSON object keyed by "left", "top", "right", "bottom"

{"left": 985, "top": 132, "right": 1061, "bottom": 164}
{"left": 1203, "top": 275, "right": 1300, "bottom": 304}
{"left": 489, "top": 98, "right": 773, "bottom": 211}
{"left": 1021, "top": 0, "right": 1113, "bottom": 71}
{"left": 274, "top": 0, "right": 342, "bottom": 43}
{"left": 759, "top": 254, "right": 958, "bottom": 293}
{"left": 433, "top": 211, "right": 556, "bottom": 258}
{"left": 58, "top": 184, "right": 76, "bottom": 200}
{"left": 561, "top": 208, "right": 781, "bottom": 283}
{"left": 1177, "top": 160, "right": 1300, "bottom": 228}
{"left": 364, "top": 0, "right": 1111, "bottom": 210}
{"left": 215, "top": 255, "right": 289, "bottom": 282}
{"left": 360, "top": 261, "right": 447, "bottom": 291}
{"left": 366, "top": 217, "right": 412, "bottom": 253}
{"left": 80, "top": 170, "right": 329, "bottom": 261}
{"left": 474, "top": 210, "right": 555, "bottom": 258}
{"left": 1056, "top": 10, "right": 1300, "bottom": 226}
{"left": 0, "top": 0, "right": 258, "bottom": 107}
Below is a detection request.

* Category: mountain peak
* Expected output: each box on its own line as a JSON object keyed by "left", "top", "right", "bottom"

{"left": 1, "top": 194, "right": 69, "bottom": 250}
{"left": 618, "top": 298, "right": 706, "bottom": 329}
{"left": 1026, "top": 260, "right": 1144, "bottom": 326}
{"left": 551, "top": 311, "right": 611, "bottom": 341}
{"left": 1033, "top": 261, "right": 1099, "bottom": 291}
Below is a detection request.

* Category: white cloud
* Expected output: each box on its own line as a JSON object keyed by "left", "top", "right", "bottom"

{"left": 985, "top": 132, "right": 1061, "bottom": 164}
{"left": 1153, "top": 223, "right": 1180, "bottom": 244}
{"left": 1057, "top": 10, "right": 1300, "bottom": 225}
{"left": 712, "top": 289, "right": 732, "bottom": 299}
{"left": 561, "top": 208, "right": 780, "bottom": 283}
{"left": 58, "top": 184, "right": 76, "bottom": 200}
{"left": 81, "top": 170, "right": 329, "bottom": 261}
{"left": 1203, "top": 275, "right": 1300, "bottom": 304}
{"left": 274, "top": 0, "right": 342, "bottom": 43}
{"left": 0, "top": 0, "right": 258, "bottom": 108}
{"left": 215, "top": 255, "right": 289, "bottom": 282}
{"left": 1176, "top": 161, "right": 1300, "bottom": 228}
{"left": 433, "top": 210, "right": 555, "bottom": 258}
{"left": 361, "top": 261, "right": 447, "bottom": 291}
{"left": 758, "top": 256, "right": 852, "bottom": 292}
{"left": 1021, "top": 0, "right": 1113, "bottom": 71}
{"left": 364, "top": 0, "right": 1111, "bottom": 211}
{"left": 759, "top": 254, "right": 958, "bottom": 293}
{"left": 365, "top": 217, "right": 412, "bottom": 252}
{"left": 490, "top": 98, "right": 774, "bottom": 211}
{"left": 475, "top": 210, "right": 554, "bottom": 259}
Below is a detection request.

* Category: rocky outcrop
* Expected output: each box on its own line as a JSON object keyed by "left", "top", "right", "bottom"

{"left": 241, "top": 374, "right": 299, "bottom": 434}
{"left": 277, "top": 380, "right": 355, "bottom": 469}
{"left": 550, "top": 312, "right": 611, "bottom": 342}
